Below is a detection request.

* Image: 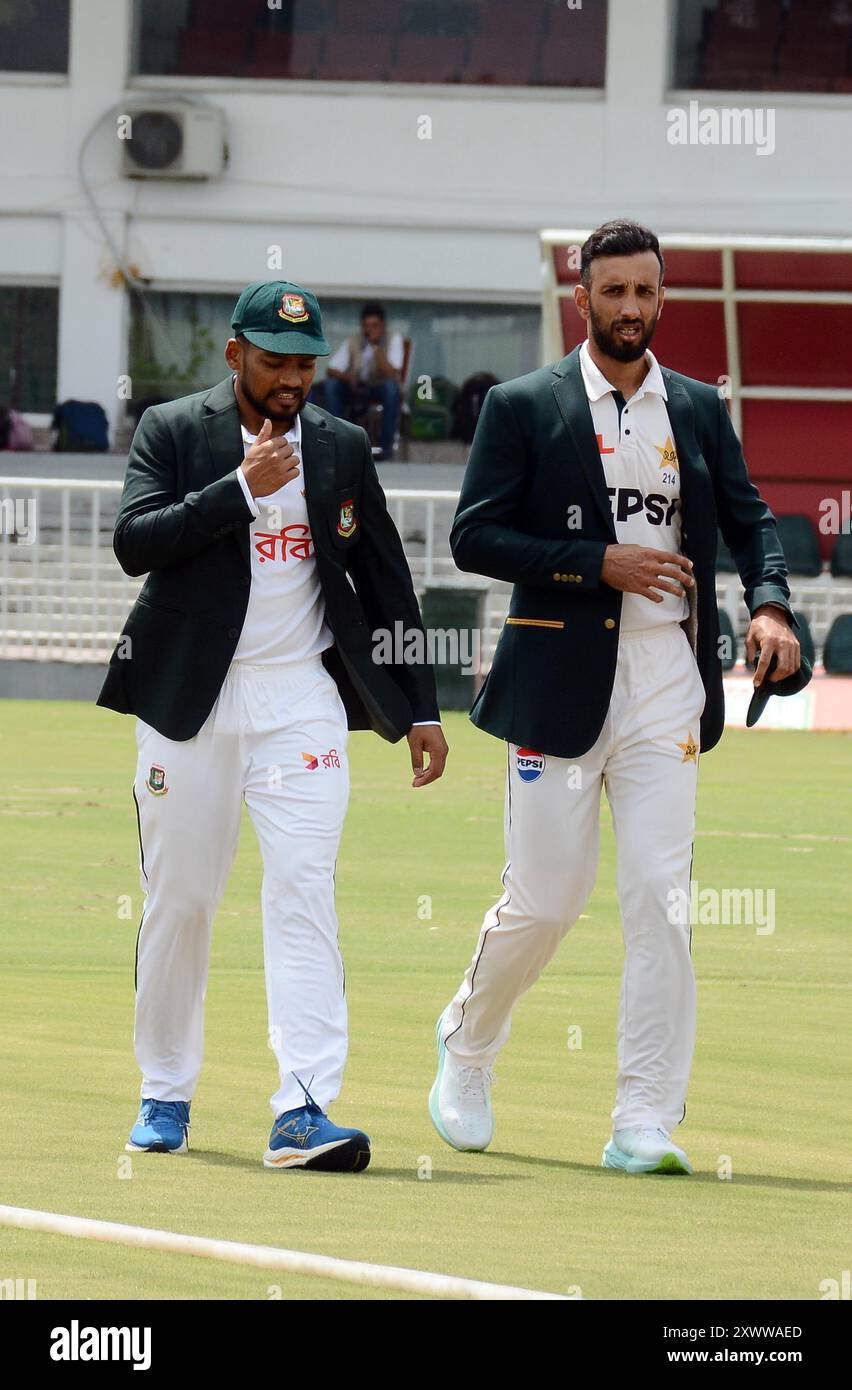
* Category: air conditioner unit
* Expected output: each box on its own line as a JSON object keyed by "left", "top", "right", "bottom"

{"left": 121, "top": 104, "right": 226, "bottom": 180}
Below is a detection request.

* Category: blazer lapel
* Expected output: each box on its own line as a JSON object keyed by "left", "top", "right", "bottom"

{"left": 201, "top": 376, "right": 249, "bottom": 571}
{"left": 550, "top": 349, "right": 617, "bottom": 540}
{"left": 661, "top": 374, "right": 714, "bottom": 563}
{"left": 299, "top": 404, "right": 337, "bottom": 551}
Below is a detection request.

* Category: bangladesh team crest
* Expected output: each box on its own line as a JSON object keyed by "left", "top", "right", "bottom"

{"left": 146, "top": 763, "right": 168, "bottom": 796}
{"left": 337, "top": 498, "right": 357, "bottom": 538}
{"left": 277, "top": 292, "right": 310, "bottom": 323}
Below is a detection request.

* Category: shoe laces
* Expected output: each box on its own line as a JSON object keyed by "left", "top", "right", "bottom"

{"left": 456, "top": 1065, "right": 495, "bottom": 1101}
{"left": 274, "top": 1073, "right": 326, "bottom": 1138}
{"left": 636, "top": 1125, "right": 671, "bottom": 1142}
{"left": 142, "top": 1099, "right": 189, "bottom": 1130}
{"left": 292, "top": 1071, "right": 324, "bottom": 1115}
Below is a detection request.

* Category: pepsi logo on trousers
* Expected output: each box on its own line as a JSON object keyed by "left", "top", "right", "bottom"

{"left": 516, "top": 747, "right": 545, "bottom": 782}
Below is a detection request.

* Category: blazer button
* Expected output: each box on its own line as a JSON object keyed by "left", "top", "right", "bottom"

{"left": 604, "top": 618, "right": 616, "bottom": 630}
{"left": 552, "top": 572, "right": 560, "bottom": 581}
{"left": 242, "top": 575, "right": 250, "bottom": 586}
{"left": 227, "top": 626, "right": 239, "bottom": 639}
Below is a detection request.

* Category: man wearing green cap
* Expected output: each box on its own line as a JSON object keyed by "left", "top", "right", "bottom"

{"left": 99, "top": 279, "right": 447, "bottom": 1172}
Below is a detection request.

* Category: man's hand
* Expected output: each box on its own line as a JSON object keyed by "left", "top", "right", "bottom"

{"left": 240, "top": 417, "right": 300, "bottom": 498}
{"left": 746, "top": 605, "right": 800, "bottom": 687}
{"left": 407, "top": 725, "right": 448, "bottom": 788}
{"left": 601, "top": 544, "right": 694, "bottom": 601}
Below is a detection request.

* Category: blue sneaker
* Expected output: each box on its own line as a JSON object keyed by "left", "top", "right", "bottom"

{"left": 263, "top": 1079, "right": 370, "bottom": 1172}
{"left": 126, "top": 1099, "right": 190, "bottom": 1154}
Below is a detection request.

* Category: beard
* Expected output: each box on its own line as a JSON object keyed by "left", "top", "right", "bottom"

{"left": 240, "top": 375, "right": 303, "bottom": 427}
{"left": 589, "top": 304, "right": 658, "bottom": 363}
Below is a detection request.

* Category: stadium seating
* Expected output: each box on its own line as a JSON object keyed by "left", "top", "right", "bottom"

{"left": 823, "top": 614, "right": 852, "bottom": 674}
{"left": 394, "top": 35, "right": 467, "bottom": 83}
{"left": 331, "top": 0, "right": 403, "bottom": 34}
{"left": 468, "top": 34, "right": 540, "bottom": 86}
{"left": 179, "top": 30, "right": 252, "bottom": 75}
{"left": 247, "top": 32, "right": 322, "bottom": 79}
{"left": 189, "top": 0, "right": 262, "bottom": 24}
{"left": 830, "top": 534, "right": 852, "bottom": 579}
{"left": 776, "top": 515, "right": 823, "bottom": 578}
{"left": 537, "top": 0, "right": 607, "bottom": 86}
{"left": 321, "top": 34, "right": 393, "bottom": 82}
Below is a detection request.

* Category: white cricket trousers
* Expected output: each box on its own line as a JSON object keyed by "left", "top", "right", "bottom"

{"left": 132, "top": 655, "right": 350, "bottom": 1117}
{"left": 443, "top": 622, "right": 706, "bottom": 1135}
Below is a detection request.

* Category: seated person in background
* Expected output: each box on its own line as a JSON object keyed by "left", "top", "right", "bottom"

{"left": 324, "top": 302, "right": 403, "bottom": 460}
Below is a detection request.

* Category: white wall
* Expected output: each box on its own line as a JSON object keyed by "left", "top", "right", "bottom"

{"left": 1, "top": 0, "right": 851, "bottom": 426}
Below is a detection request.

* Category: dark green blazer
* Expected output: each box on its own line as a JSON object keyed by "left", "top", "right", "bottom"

{"left": 97, "top": 377, "right": 439, "bottom": 741}
{"left": 451, "top": 345, "right": 796, "bottom": 759}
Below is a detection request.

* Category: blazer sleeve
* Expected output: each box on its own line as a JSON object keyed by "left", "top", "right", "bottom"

{"left": 711, "top": 396, "right": 796, "bottom": 625}
{"left": 344, "top": 433, "right": 441, "bottom": 724}
{"left": 450, "top": 385, "right": 607, "bottom": 590}
{"left": 113, "top": 406, "right": 253, "bottom": 578}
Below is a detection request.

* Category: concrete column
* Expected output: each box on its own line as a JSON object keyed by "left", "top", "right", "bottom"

{"left": 602, "top": 0, "right": 673, "bottom": 211}
{"left": 56, "top": 0, "right": 134, "bottom": 439}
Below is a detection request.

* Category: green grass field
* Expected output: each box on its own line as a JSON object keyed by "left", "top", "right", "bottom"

{"left": 1, "top": 700, "right": 850, "bottom": 1300}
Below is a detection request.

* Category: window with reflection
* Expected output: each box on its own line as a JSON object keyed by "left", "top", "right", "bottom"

{"left": 673, "top": 0, "right": 852, "bottom": 93}
{"left": 133, "top": 0, "right": 608, "bottom": 88}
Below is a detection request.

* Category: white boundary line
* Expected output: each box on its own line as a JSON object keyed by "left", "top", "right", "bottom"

{"left": 0, "top": 1205, "right": 570, "bottom": 1301}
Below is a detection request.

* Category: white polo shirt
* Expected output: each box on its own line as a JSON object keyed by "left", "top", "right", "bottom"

{"left": 580, "top": 340, "right": 689, "bottom": 633}
{"left": 233, "top": 414, "right": 333, "bottom": 664}
{"left": 328, "top": 332, "right": 404, "bottom": 383}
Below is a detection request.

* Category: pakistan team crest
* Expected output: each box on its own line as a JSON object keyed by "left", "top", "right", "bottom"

{"left": 337, "top": 498, "right": 357, "bottom": 538}
{"left": 146, "top": 763, "right": 169, "bottom": 796}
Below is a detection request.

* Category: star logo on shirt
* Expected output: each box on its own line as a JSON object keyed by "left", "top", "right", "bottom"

{"left": 677, "top": 730, "right": 699, "bottom": 763}
{"left": 654, "top": 435, "right": 679, "bottom": 470}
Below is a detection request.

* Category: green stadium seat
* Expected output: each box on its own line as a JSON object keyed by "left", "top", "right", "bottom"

{"left": 718, "top": 607, "right": 737, "bottom": 670}
{"left": 776, "top": 514, "right": 822, "bottom": 577}
{"left": 830, "top": 533, "right": 852, "bottom": 579}
{"left": 823, "top": 614, "right": 852, "bottom": 674}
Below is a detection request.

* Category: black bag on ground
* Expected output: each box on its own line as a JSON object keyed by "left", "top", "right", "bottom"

{"left": 453, "top": 372, "right": 500, "bottom": 443}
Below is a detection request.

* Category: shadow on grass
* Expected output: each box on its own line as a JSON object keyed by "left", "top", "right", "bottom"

{"left": 486, "top": 1150, "right": 849, "bottom": 1191}
{"left": 186, "top": 1151, "right": 525, "bottom": 1185}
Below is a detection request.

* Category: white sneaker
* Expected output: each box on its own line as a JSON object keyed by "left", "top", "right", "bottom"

{"left": 428, "top": 1007, "right": 495, "bottom": 1152}
{"left": 602, "top": 1125, "right": 693, "bottom": 1175}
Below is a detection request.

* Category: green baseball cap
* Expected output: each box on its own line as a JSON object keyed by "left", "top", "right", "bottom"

{"left": 231, "top": 279, "right": 330, "bottom": 356}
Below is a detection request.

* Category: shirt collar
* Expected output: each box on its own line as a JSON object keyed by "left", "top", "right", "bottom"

{"left": 233, "top": 375, "right": 302, "bottom": 445}
{"left": 579, "top": 340, "right": 667, "bottom": 403}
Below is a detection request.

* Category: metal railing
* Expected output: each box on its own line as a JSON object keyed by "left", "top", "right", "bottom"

{"left": 0, "top": 478, "right": 461, "bottom": 662}
{"left": 2, "top": 477, "right": 850, "bottom": 670}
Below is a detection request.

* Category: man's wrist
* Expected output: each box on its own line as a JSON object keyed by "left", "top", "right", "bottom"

{"left": 753, "top": 602, "right": 790, "bottom": 624}
{"left": 235, "top": 465, "right": 259, "bottom": 519}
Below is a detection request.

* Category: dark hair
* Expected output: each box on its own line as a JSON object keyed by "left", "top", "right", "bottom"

{"left": 361, "top": 301, "right": 386, "bottom": 321}
{"left": 580, "top": 220, "right": 664, "bottom": 289}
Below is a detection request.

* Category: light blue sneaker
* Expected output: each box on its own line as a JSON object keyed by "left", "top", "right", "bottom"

{"left": 602, "top": 1125, "right": 693, "bottom": 1175}
{"left": 428, "top": 1006, "right": 495, "bottom": 1152}
{"left": 264, "top": 1077, "right": 370, "bottom": 1172}
{"left": 126, "top": 1099, "right": 190, "bottom": 1154}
